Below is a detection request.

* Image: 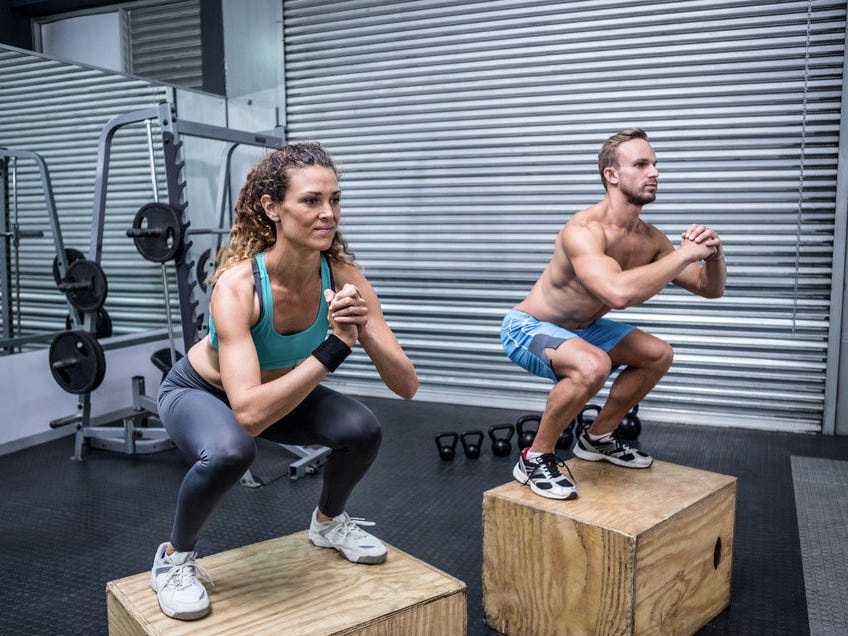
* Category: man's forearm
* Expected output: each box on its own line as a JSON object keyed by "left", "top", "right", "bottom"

{"left": 699, "top": 256, "right": 727, "bottom": 298}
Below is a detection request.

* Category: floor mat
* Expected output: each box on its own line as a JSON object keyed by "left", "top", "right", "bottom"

{"left": 791, "top": 456, "right": 848, "bottom": 636}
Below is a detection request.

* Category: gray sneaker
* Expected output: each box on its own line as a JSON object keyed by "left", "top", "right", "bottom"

{"left": 573, "top": 431, "right": 653, "bottom": 468}
{"left": 151, "top": 542, "right": 213, "bottom": 620}
{"left": 308, "top": 508, "right": 387, "bottom": 564}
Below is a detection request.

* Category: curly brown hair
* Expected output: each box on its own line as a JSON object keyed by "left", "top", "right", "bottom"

{"left": 212, "top": 141, "right": 356, "bottom": 283}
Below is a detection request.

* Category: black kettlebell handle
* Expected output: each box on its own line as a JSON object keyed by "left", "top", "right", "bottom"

{"left": 516, "top": 414, "right": 541, "bottom": 427}
{"left": 488, "top": 424, "right": 514, "bottom": 457}
{"left": 576, "top": 404, "right": 602, "bottom": 433}
{"left": 460, "top": 430, "right": 484, "bottom": 458}
{"left": 434, "top": 431, "right": 459, "bottom": 460}
{"left": 515, "top": 414, "right": 541, "bottom": 449}
{"left": 461, "top": 430, "right": 483, "bottom": 447}
{"left": 516, "top": 414, "right": 541, "bottom": 437}
{"left": 630, "top": 403, "right": 639, "bottom": 416}
{"left": 488, "top": 424, "right": 514, "bottom": 443}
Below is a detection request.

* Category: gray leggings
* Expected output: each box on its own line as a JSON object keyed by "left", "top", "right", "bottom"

{"left": 157, "top": 356, "right": 381, "bottom": 552}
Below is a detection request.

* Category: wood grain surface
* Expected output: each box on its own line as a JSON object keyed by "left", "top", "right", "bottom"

{"left": 107, "top": 531, "right": 466, "bottom": 635}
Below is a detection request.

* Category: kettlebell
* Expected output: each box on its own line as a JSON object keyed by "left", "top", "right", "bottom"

{"left": 576, "top": 404, "right": 602, "bottom": 436}
{"left": 434, "top": 432, "right": 459, "bottom": 461}
{"left": 617, "top": 404, "right": 642, "bottom": 441}
{"left": 556, "top": 420, "right": 576, "bottom": 451}
{"left": 460, "top": 430, "right": 484, "bottom": 459}
{"left": 488, "top": 424, "right": 514, "bottom": 457}
{"left": 516, "top": 414, "right": 540, "bottom": 449}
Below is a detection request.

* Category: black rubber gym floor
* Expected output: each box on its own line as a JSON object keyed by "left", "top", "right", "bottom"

{"left": 1, "top": 397, "right": 847, "bottom": 635}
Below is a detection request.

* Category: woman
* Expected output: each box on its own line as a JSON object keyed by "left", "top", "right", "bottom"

{"left": 150, "top": 142, "right": 418, "bottom": 621}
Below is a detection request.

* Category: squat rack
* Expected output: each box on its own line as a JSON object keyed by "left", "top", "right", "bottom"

{"left": 0, "top": 148, "right": 80, "bottom": 352}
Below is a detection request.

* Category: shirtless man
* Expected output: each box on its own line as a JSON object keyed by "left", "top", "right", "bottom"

{"left": 500, "top": 128, "right": 726, "bottom": 500}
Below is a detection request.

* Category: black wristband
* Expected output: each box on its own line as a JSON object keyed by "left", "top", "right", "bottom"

{"left": 312, "top": 334, "right": 352, "bottom": 372}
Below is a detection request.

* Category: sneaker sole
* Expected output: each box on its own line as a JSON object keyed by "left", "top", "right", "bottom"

{"left": 156, "top": 599, "right": 211, "bottom": 621}
{"left": 512, "top": 463, "right": 577, "bottom": 500}
{"left": 308, "top": 535, "right": 387, "bottom": 564}
{"left": 151, "top": 570, "right": 211, "bottom": 621}
{"left": 573, "top": 445, "right": 653, "bottom": 469}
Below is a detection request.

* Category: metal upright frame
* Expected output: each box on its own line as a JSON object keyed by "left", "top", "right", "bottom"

{"left": 0, "top": 148, "right": 79, "bottom": 353}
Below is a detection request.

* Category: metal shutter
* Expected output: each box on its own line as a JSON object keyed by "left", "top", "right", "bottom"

{"left": 128, "top": 0, "right": 202, "bottom": 91}
{"left": 0, "top": 45, "right": 172, "bottom": 343}
{"left": 282, "top": 0, "right": 844, "bottom": 432}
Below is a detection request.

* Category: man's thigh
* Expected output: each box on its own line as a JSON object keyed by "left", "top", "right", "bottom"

{"left": 607, "top": 329, "right": 670, "bottom": 368}
{"left": 547, "top": 337, "right": 609, "bottom": 380}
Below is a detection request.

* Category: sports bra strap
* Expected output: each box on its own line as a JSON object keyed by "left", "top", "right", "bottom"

{"left": 324, "top": 252, "right": 336, "bottom": 292}
{"left": 252, "top": 257, "right": 264, "bottom": 320}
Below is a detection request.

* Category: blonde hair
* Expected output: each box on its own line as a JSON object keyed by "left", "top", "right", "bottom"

{"left": 598, "top": 128, "right": 649, "bottom": 190}
{"left": 212, "top": 141, "right": 355, "bottom": 283}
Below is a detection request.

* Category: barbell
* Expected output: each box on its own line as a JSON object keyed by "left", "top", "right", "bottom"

{"left": 127, "top": 202, "right": 230, "bottom": 263}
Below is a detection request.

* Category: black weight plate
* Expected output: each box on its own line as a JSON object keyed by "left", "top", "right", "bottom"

{"left": 48, "top": 330, "right": 106, "bottom": 394}
{"left": 65, "top": 307, "right": 113, "bottom": 339}
{"left": 64, "top": 259, "right": 108, "bottom": 313}
{"left": 130, "top": 202, "right": 183, "bottom": 263}
{"left": 52, "top": 248, "right": 86, "bottom": 287}
{"left": 196, "top": 247, "right": 214, "bottom": 293}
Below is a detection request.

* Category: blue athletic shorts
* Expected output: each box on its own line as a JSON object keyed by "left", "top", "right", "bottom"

{"left": 500, "top": 309, "right": 637, "bottom": 382}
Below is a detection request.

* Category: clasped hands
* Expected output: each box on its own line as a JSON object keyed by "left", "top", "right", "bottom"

{"left": 681, "top": 224, "right": 722, "bottom": 262}
{"left": 324, "top": 283, "right": 368, "bottom": 345}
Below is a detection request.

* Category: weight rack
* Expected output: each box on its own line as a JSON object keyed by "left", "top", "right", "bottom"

{"left": 0, "top": 148, "right": 81, "bottom": 353}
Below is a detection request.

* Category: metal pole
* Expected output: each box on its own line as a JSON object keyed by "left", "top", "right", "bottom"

{"left": 146, "top": 118, "right": 177, "bottom": 367}
{"left": 823, "top": 3, "right": 848, "bottom": 436}
{"left": 11, "top": 158, "right": 20, "bottom": 342}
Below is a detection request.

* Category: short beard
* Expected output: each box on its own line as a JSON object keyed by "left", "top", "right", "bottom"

{"left": 625, "top": 191, "right": 656, "bottom": 206}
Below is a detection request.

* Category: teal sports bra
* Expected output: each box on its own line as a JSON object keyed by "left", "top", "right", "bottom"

{"left": 208, "top": 253, "right": 332, "bottom": 369}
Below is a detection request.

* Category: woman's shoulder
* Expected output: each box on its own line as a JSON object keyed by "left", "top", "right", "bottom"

{"left": 328, "top": 258, "right": 366, "bottom": 285}
{"left": 214, "top": 259, "right": 255, "bottom": 297}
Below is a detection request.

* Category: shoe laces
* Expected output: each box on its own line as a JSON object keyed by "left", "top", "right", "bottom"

{"left": 163, "top": 557, "right": 214, "bottom": 591}
{"left": 330, "top": 513, "right": 376, "bottom": 542}
{"left": 528, "top": 453, "right": 575, "bottom": 483}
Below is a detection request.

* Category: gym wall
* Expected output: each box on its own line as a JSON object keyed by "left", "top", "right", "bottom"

{"left": 0, "top": 42, "right": 275, "bottom": 452}
{"left": 282, "top": 0, "right": 846, "bottom": 433}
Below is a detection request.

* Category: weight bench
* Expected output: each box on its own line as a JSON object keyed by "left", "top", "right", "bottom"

{"left": 50, "top": 374, "right": 172, "bottom": 461}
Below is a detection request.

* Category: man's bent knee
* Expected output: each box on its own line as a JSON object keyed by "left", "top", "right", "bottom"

{"left": 552, "top": 347, "right": 610, "bottom": 394}
{"left": 652, "top": 341, "right": 674, "bottom": 374}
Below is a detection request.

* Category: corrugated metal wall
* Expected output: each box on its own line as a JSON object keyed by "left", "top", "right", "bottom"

{"left": 0, "top": 45, "right": 172, "bottom": 342}
{"left": 283, "top": 0, "right": 846, "bottom": 432}
{"left": 128, "top": 0, "right": 203, "bottom": 91}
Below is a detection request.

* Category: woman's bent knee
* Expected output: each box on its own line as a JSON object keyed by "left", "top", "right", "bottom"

{"left": 201, "top": 437, "right": 256, "bottom": 477}
{"left": 338, "top": 405, "right": 382, "bottom": 451}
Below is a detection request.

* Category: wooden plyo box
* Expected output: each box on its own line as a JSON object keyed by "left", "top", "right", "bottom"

{"left": 483, "top": 460, "right": 736, "bottom": 636}
{"left": 106, "top": 531, "right": 466, "bottom": 635}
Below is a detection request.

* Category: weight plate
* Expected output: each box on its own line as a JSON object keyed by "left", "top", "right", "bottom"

{"left": 129, "top": 202, "right": 183, "bottom": 263}
{"left": 48, "top": 330, "right": 106, "bottom": 394}
{"left": 66, "top": 307, "right": 113, "bottom": 339}
{"left": 196, "top": 247, "right": 215, "bottom": 293}
{"left": 64, "top": 259, "right": 108, "bottom": 313}
{"left": 52, "top": 248, "right": 86, "bottom": 287}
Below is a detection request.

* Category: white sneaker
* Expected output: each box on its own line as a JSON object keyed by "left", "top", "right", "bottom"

{"left": 308, "top": 508, "right": 388, "bottom": 564}
{"left": 513, "top": 451, "right": 578, "bottom": 500}
{"left": 573, "top": 431, "right": 654, "bottom": 468}
{"left": 151, "top": 542, "right": 213, "bottom": 620}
